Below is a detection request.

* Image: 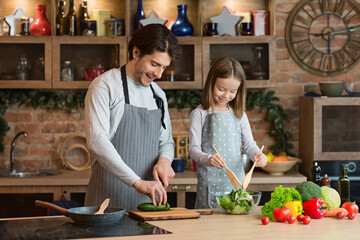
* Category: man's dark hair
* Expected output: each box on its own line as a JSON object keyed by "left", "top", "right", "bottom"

{"left": 128, "top": 24, "right": 181, "bottom": 61}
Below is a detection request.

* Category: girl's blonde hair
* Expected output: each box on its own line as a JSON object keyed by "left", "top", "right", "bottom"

{"left": 201, "top": 56, "right": 247, "bottom": 118}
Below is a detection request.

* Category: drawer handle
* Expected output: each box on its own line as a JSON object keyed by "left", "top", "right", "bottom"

{"left": 172, "top": 185, "right": 178, "bottom": 191}
{"left": 185, "top": 185, "right": 191, "bottom": 191}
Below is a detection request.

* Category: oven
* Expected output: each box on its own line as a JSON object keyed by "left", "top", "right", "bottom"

{"left": 317, "top": 160, "right": 360, "bottom": 203}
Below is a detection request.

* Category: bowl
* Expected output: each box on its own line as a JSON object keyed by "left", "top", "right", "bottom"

{"left": 215, "top": 190, "right": 262, "bottom": 214}
{"left": 261, "top": 157, "right": 301, "bottom": 176}
{"left": 319, "top": 81, "right": 344, "bottom": 97}
{"left": 344, "top": 80, "right": 360, "bottom": 96}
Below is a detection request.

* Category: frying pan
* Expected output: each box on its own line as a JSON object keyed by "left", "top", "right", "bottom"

{"left": 35, "top": 200, "right": 125, "bottom": 225}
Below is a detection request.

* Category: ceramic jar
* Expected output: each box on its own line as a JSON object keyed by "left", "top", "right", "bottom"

{"left": 30, "top": 4, "right": 51, "bottom": 36}
{"left": 171, "top": 5, "right": 193, "bottom": 36}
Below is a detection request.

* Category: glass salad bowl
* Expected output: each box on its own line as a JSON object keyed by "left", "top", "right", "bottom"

{"left": 215, "top": 189, "right": 262, "bottom": 215}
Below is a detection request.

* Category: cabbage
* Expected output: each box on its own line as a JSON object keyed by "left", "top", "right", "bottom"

{"left": 321, "top": 186, "right": 341, "bottom": 209}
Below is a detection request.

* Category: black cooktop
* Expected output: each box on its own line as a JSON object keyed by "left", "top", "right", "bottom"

{"left": 0, "top": 215, "right": 171, "bottom": 239}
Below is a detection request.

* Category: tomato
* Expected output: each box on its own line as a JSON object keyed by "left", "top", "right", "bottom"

{"left": 341, "top": 202, "right": 359, "bottom": 215}
{"left": 296, "top": 214, "right": 304, "bottom": 222}
{"left": 348, "top": 212, "right": 356, "bottom": 220}
{"left": 336, "top": 211, "right": 345, "bottom": 219}
{"left": 287, "top": 215, "right": 296, "bottom": 224}
{"left": 261, "top": 217, "right": 270, "bottom": 225}
{"left": 302, "top": 215, "right": 311, "bottom": 225}
{"left": 273, "top": 207, "right": 291, "bottom": 222}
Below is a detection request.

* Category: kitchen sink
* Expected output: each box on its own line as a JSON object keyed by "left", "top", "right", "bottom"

{"left": 0, "top": 169, "right": 62, "bottom": 178}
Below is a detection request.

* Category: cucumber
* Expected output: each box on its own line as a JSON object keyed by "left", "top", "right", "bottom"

{"left": 137, "top": 202, "right": 171, "bottom": 211}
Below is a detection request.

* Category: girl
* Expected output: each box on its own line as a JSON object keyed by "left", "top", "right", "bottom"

{"left": 189, "top": 57, "right": 267, "bottom": 208}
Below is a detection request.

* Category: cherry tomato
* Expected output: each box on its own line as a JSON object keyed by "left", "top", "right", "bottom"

{"left": 342, "top": 202, "right": 359, "bottom": 215}
{"left": 348, "top": 212, "right": 356, "bottom": 220}
{"left": 296, "top": 214, "right": 304, "bottom": 222}
{"left": 302, "top": 215, "right": 311, "bottom": 225}
{"left": 273, "top": 207, "right": 291, "bottom": 222}
{"left": 287, "top": 215, "right": 296, "bottom": 224}
{"left": 336, "top": 211, "right": 345, "bottom": 219}
{"left": 261, "top": 217, "right": 270, "bottom": 225}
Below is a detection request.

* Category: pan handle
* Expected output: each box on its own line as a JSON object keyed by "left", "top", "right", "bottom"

{"left": 35, "top": 200, "right": 69, "bottom": 216}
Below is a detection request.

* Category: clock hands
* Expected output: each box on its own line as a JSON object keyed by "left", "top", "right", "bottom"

{"left": 312, "top": 27, "right": 358, "bottom": 37}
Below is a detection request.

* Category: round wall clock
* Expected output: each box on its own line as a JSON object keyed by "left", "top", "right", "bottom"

{"left": 285, "top": 0, "right": 360, "bottom": 76}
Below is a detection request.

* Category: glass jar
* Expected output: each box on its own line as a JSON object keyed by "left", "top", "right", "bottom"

{"left": 252, "top": 46, "right": 267, "bottom": 80}
{"left": 61, "top": 61, "right": 74, "bottom": 81}
{"left": 16, "top": 55, "right": 31, "bottom": 80}
{"left": 20, "top": 17, "right": 30, "bottom": 36}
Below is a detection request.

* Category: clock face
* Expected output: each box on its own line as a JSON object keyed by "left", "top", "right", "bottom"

{"left": 285, "top": 0, "right": 360, "bottom": 76}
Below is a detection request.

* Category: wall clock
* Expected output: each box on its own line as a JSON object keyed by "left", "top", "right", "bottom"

{"left": 285, "top": 0, "right": 360, "bottom": 76}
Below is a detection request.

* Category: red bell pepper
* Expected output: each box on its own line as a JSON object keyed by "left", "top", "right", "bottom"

{"left": 303, "top": 198, "right": 327, "bottom": 219}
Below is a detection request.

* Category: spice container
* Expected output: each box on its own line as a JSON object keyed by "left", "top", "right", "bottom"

{"left": 92, "top": 9, "right": 111, "bottom": 36}
{"left": 20, "top": 17, "right": 30, "bottom": 36}
{"left": 80, "top": 20, "right": 96, "bottom": 36}
{"left": 252, "top": 10, "right": 270, "bottom": 36}
{"left": 108, "top": 18, "right": 125, "bottom": 36}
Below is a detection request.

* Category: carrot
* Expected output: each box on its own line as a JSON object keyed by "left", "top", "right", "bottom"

{"left": 324, "top": 208, "right": 348, "bottom": 217}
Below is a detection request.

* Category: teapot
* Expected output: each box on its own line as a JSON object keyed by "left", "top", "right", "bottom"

{"left": 82, "top": 65, "right": 105, "bottom": 81}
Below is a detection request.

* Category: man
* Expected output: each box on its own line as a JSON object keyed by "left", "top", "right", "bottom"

{"left": 84, "top": 24, "right": 181, "bottom": 211}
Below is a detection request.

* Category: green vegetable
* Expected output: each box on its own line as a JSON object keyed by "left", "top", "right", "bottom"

{"left": 296, "top": 181, "right": 322, "bottom": 202}
{"left": 137, "top": 203, "right": 171, "bottom": 211}
{"left": 217, "top": 189, "right": 255, "bottom": 214}
{"left": 321, "top": 186, "right": 341, "bottom": 209}
{"left": 261, "top": 185, "right": 302, "bottom": 221}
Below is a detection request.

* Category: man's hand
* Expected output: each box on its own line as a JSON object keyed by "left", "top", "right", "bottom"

{"left": 132, "top": 179, "right": 167, "bottom": 206}
{"left": 153, "top": 157, "right": 175, "bottom": 189}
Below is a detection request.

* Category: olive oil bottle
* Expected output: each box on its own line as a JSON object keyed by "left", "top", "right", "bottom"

{"left": 338, "top": 164, "right": 350, "bottom": 205}
{"left": 56, "top": 0, "right": 68, "bottom": 35}
{"left": 67, "top": 0, "right": 77, "bottom": 35}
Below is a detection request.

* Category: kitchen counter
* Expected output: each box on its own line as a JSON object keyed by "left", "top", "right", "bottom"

{"left": 1, "top": 207, "right": 358, "bottom": 240}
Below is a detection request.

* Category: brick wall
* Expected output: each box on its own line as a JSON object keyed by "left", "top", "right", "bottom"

{"left": 1, "top": 0, "right": 360, "bottom": 169}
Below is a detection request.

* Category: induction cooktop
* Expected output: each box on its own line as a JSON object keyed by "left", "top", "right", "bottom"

{"left": 0, "top": 215, "right": 171, "bottom": 239}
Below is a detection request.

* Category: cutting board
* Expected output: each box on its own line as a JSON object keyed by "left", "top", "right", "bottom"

{"left": 128, "top": 208, "right": 213, "bottom": 221}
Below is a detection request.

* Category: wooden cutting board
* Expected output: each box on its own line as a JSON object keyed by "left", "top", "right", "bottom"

{"left": 128, "top": 208, "right": 213, "bottom": 221}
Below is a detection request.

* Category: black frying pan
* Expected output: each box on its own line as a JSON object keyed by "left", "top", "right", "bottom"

{"left": 35, "top": 200, "right": 125, "bottom": 225}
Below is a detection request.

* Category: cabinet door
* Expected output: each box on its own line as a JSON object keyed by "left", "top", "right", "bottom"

{"left": 52, "top": 36, "right": 127, "bottom": 89}
{"left": 202, "top": 36, "right": 276, "bottom": 88}
{"left": 0, "top": 36, "right": 52, "bottom": 88}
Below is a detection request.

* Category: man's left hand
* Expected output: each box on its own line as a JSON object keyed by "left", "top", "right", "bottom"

{"left": 153, "top": 157, "right": 175, "bottom": 189}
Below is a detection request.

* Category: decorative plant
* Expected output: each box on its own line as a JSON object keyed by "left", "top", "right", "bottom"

{"left": 0, "top": 89, "right": 293, "bottom": 155}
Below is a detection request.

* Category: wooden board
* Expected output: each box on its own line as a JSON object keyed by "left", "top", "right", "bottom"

{"left": 128, "top": 208, "right": 213, "bottom": 221}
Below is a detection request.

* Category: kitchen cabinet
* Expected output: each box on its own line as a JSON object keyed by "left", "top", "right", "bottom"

{"left": 0, "top": 0, "right": 275, "bottom": 89}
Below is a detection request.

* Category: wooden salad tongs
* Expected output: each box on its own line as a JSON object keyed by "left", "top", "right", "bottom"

{"left": 213, "top": 145, "right": 242, "bottom": 190}
{"left": 242, "top": 145, "right": 264, "bottom": 190}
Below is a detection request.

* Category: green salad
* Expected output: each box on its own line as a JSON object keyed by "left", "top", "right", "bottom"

{"left": 217, "top": 189, "right": 255, "bottom": 214}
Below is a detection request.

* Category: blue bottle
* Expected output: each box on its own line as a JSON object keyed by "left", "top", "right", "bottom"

{"left": 134, "top": 0, "right": 145, "bottom": 31}
{"left": 171, "top": 4, "right": 194, "bottom": 36}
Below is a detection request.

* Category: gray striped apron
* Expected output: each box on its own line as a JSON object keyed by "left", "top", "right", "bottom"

{"left": 85, "top": 65, "right": 165, "bottom": 211}
{"left": 195, "top": 110, "right": 244, "bottom": 209}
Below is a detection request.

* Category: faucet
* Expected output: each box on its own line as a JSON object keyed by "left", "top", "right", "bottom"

{"left": 10, "top": 131, "right": 28, "bottom": 172}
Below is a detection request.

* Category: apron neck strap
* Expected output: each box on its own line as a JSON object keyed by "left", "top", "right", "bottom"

{"left": 120, "top": 65, "right": 130, "bottom": 104}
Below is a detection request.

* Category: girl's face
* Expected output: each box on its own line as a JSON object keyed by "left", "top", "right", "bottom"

{"left": 212, "top": 77, "right": 240, "bottom": 109}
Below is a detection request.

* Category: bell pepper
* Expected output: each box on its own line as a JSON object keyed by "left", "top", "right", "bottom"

{"left": 302, "top": 198, "right": 327, "bottom": 219}
{"left": 283, "top": 201, "right": 303, "bottom": 218}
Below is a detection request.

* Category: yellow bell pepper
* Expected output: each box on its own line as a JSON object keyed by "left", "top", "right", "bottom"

{"left": 283, "top": 201, "right": 303, "bottom": 217}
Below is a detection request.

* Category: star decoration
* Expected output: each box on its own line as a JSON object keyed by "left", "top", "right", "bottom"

{"left": 5, "top": 8, "right": 33, "bottom": 36}
{"left": 140, "top": 10, "right": 167, "bottom": 26}
{"left": 210, "top": 6, "right": 243, "bottom": 36}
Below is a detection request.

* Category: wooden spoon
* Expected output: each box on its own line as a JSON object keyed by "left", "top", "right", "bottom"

{"left": 94, "top": 198, "right": 110, "bottom": 215}
{"left": 242, "top": 145, "right": 264, "bottom": 190}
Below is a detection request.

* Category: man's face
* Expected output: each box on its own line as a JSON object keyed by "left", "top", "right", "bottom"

{"left": 132, "top": 49, "right": 172, "bottom": 87}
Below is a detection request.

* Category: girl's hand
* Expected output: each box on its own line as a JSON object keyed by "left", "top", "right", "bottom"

{"left": 254, "top": 153, "right": 267, "bottom": 167}
{"left": 209, "top": 153, "right": 225, "bottom": 168}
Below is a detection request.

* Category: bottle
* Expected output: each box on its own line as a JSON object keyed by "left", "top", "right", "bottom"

{"left": 321, "top": 174, "right": 331, "bottom": 187}
{"left": 79, "top": 0, "right": 89, "bottom": 21}
{"left": 67, "top": 0, "right": 77, "bottom": 36}
{"left": 61, "top": 61, "right": 74, "bottom": 81}
{"left": 338, "top": 164, "right": 350, "bottom": 205}
{"left": 134, "top": 0, "right": 145, "bottom": 31}
{"left": 30, "top": 4, "right": 52, "bottom": 36}
{"left": 16, "top": 55, "right": 31, "bottom": 80}
{"left": 171, "top": 4, "right": 194, "bottom": 36}
{"left": 56, "top": 0, "right": 68, "bottom": 35}
{"left": 311, "top": 161, "right": 321, "bottom": 186}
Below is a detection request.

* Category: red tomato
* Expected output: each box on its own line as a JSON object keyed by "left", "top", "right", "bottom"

{"left": 348, "top": 212, "right": 356, "bottom": 220}
{"left": 336, "top": 211, "right": 345, "bottom": 219}
{"left": 273, "top": 207, "right": 291, "bottom": 222}
{"left": 287, "top": 215, "right": 296, "bottom": 224}
{"left": 302, "top": 215, "right": 311, "bottom": 225}
{"left": 342, "top": 202, "right": 359, "bottom": 215}
{"left": 296, "top": 214, "right": 304, "bottom": 222}
{"left": 261, "top": 217, "right": 270, "bottom": 225}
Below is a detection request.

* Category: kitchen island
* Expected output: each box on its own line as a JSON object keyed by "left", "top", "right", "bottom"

{"left": 0, "top": 207, "right": 358, "bottom": 240}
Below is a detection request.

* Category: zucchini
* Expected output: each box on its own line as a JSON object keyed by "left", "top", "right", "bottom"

{"left": 137, "top": 202, "right": 171, "bottom": 211}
